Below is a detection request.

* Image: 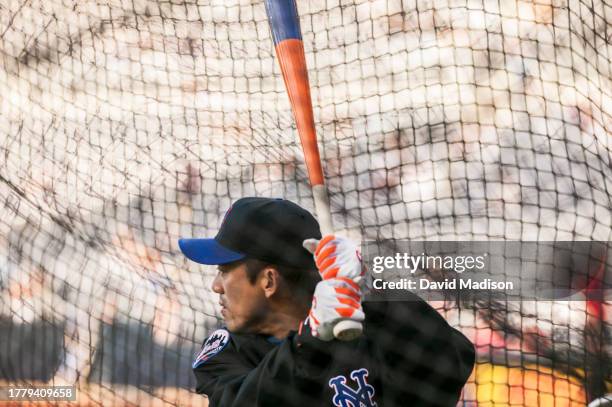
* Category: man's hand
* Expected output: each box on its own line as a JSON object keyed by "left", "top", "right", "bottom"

{"left": 303, "top": 235, "right": 366, "bottom": 340}
{"left": 308, "top": 278, "right": 364, "bottom": 341}
{"left": 303, "top": 235, "right": 365, "bottom": 282}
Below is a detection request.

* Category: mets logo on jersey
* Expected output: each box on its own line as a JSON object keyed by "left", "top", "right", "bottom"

{"left": 192, "top": 329, "right": 230, "bottom": 368}
{"left": 328, "top": 368, "right": 377, "bottom": 407}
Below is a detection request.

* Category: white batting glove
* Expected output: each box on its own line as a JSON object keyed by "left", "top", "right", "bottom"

{"left": 303, "top": 235, "right": 365, "bottom": 283}
{"left": 308, "top": 278, "right": 365, "bottom": 341}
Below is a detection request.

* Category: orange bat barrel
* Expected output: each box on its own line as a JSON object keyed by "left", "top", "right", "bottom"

{"left": 264, "top": 0, "right": 324, "bottom": 188}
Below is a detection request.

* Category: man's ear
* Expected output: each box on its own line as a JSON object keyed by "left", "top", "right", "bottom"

{"left": 259, "top": 266, "right": 281, "bottom": 298}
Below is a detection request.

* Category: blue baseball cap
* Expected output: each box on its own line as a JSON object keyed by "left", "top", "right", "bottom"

{"left": 179, "top": 197, "right": 321, "bottom": 269}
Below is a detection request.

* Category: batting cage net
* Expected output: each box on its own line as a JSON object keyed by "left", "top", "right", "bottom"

{"left": 0, "top": 0, "right": 610, "bottom": 405}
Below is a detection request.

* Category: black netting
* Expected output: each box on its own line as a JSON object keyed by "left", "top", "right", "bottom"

{"left": 0, "top": 0, "right": 610, "bottom": 405}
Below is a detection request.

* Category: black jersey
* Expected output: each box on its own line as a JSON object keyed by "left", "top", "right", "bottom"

{"left": 193, "top": 293, "right": 475, "bottom": 406}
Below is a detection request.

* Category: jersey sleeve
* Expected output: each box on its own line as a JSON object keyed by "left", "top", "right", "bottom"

{"left": 192, "top": 328, "right": 333, "bottom": 406}
{"left": 363, "top": 292, "right": 476, "bottom": 406}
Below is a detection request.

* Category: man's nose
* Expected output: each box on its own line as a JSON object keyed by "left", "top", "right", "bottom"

{"left": 211, "top": 272, "right": 223, "bottom": 294}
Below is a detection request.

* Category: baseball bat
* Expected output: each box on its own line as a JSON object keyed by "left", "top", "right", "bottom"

{"left": 264, "top": 0, "right": 362, "bottom": 341}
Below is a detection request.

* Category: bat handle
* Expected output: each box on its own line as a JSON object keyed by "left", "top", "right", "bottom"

{"left": 312, "top": 185, "right": 333, "bottom": 235}
{"left": 312, "top": 184, "right": 364, "bottom": 341}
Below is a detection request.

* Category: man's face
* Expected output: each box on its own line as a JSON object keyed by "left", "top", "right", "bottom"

{"left": 211, "top": 261, "right": 269, "bottom": 333}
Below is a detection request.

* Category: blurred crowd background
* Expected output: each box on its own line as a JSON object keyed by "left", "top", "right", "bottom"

{"left": 0, "top": 0, "right": 610, "bottom": 405}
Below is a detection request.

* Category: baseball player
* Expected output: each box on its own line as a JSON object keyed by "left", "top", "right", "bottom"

{"left": 180, "top": 197, "right": 475, "bottom": 406}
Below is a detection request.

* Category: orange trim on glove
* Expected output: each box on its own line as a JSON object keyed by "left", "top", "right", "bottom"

{"left": 334, "top": 307, "right": 356, "bottom": 318}
{"left": 315, "top": 235, "right": 335, "bottom": 255}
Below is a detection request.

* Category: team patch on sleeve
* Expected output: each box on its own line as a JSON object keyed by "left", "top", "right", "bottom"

{"left": 192, "top": 329, "right": 230, "bottom": 368}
